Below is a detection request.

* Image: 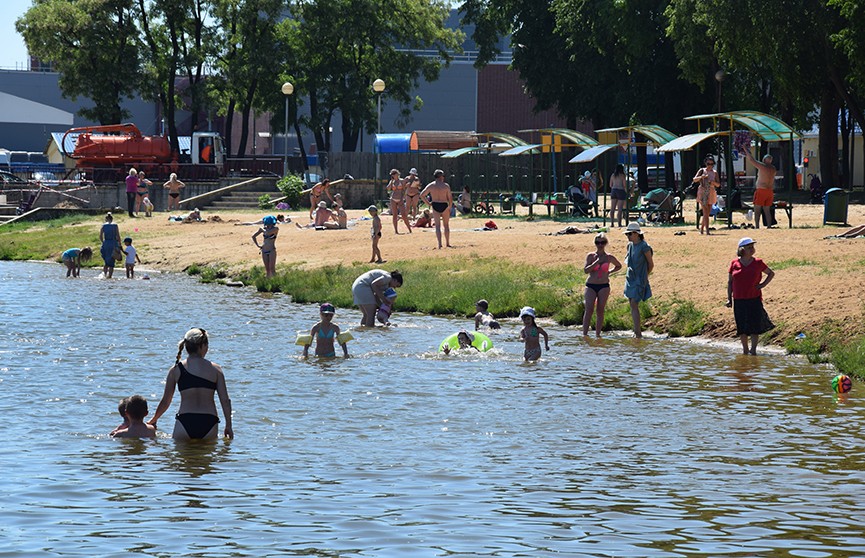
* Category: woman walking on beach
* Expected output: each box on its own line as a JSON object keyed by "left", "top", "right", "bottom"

{"left": 694, "top": 156, "right": 720, "bottom": 235}
{"left": 149, "top": 327, "right": 233, "bottom": 440}
{"left": 623, "top": 222, "right": 653, "bottom": 339}
{"left": 352, "top": 269, "right": 403, "bottom": 327}
{"left": 163, "top": 173, "right": 185, "bottom": 211}
{"left": 99, "top": 212, "right": 121, "bottom": 279}
{"left": 609, "top": 165, "right": 628, "bottom": 227}
{"left": 125, "top": 168, "right": 139, "bottom": 218}
{"left": 726, "top": 237, "right": 775, "bottom": 355}
{"left": 582, "top": 233, "right": 622, "bottom": 337}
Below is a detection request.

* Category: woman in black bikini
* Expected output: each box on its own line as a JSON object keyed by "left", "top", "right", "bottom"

{"left": 134, "top": 171, "right": 153, "bottom": 215}
{"left": 149, "top": 328, "right": 233, "bottom": 440}
{"left": 581, "top": 232, "right": 622, "bottom": 337}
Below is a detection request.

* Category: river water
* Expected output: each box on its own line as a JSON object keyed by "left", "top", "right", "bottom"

{"left": 1, "top": 260, "right": 863, "bottom": 557}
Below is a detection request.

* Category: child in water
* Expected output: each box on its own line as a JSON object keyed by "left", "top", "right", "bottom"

{"left": 519, "top": 306, "right": 550, "bottom": 361}
{"left": 111, "top": 395, "right": 156, "bottom": 439}
{"left": 303, "top": 303, "right": 350, "bottom": 358}
{"left": 376, "top": 288, "right": 398, "bottom": 326}
{"left": 61, "top": 247, "right": 93, "bottom": 278}
{"left": 442, "top": 330, "right": 478, "bottom": 355}
{"left": 110, "top": 397, "right": 129, "bottom": 436}
{"left": 474, "top": 299, "right": 501, "bottom": 330}
{"left": 123, "top": 237, "right": 142, "bottom": 279}
{"left": 368, "top": 205, "right": 384, "bottom": 263}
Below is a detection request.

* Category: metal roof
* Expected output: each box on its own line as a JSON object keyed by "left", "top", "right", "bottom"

{"left": 440, "top": 146, "right": 487, "bottom": 159}
{"left": 656, "top": 132, "right": 726, "bottom": 153}
{"left": 684, "top": 110, "right": 800, "bottom": 141}
{"left": 498, "top": 144, "right": 542, "bottom": 157}
{"left": 594, "top": 125, "right": 678, "bottom": 145}
{"left": 568, "top": 144, "right": 620, "bottom": 163}
{"left": 518, "top": 128, "right": 599, "bottom": 148}
{"left": 475, "top": 132, "right": 529, "bottom": 147}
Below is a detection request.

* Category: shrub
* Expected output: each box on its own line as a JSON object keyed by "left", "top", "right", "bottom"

{"left": 277, "top": 174, "right": 305, "bottom": 208}
{"left": 258, "top": 194, "right": 274, "bottom": 209}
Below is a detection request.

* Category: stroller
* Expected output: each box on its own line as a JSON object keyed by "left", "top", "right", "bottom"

{"left": 809, "top": 174, "right": 823, "bottom": 204}
{"left": 640, "top": 188, "right": 676, "bottom": 223}
{"left": 567, "top": 187, "right": 595, "bottom": 217}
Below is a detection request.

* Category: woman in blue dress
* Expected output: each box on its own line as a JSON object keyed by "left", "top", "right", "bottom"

{"left": 99, "top": 212, "right": 121, "bottom": 279}
{"left": 623, "top": 222, "right": 654, "bottom": 339}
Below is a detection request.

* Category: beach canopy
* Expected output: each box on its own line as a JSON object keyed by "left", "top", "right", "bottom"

{"left": 440, "top": 146, "right": 487, "bottom": 158}
{"left": 519, "top": 128, "right": 599, "bottom": 148}
{"left": 498, "top": 144, "right": 542, "bottom": 157}
{"left": 684, "top": 110, "right": 800, "bottom": 142}
{"left": 656, "top": 132, "right": 726, "bottom": 153}
{"left": 595, "top": 125, "right": 678, "bottom": 146}
{"left": 568, "top": 144, "right": 620, "bottom": 163}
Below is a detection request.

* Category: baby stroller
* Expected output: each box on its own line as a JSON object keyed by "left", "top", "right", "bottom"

{"left": 809, "top": 174, "right": 823, "bottom": 204}
{"left": 568, "top": 187, "right": 594, "bottom": 217}
{"left": 640, "top": 188, "right": 675, "bottom": 223}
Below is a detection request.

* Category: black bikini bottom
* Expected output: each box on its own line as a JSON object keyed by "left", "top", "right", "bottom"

{"left": 176, "top": 413, "right": 219, "bottom": 439}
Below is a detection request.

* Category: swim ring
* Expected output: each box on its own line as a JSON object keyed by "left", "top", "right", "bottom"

{"left": 438, "top": 331, "right": 493, "bottom": 352}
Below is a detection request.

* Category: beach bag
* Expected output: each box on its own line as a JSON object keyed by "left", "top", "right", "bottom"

{"left": 113, "top": 246, "right": 124, "bottom": 262}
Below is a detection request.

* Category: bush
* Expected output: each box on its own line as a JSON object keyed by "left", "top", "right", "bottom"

{"left": 258, "top": 194, "right": 274, "bottom": 209}
{"left": 277, "top": 174, "right": 305, "bottom": 208}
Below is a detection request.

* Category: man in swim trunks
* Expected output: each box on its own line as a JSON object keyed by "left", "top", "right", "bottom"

{"left": 419, "top": 169, "right": 453, "bottom": 249}
{"left": 743, "top": 150, "right": 777, "bottom": 229}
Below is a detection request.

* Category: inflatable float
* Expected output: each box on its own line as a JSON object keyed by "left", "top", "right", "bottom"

{"left": 295, "top": 331, "right": 354, "bottom": 346}
{"left": 438, "top": 331, "right": 493, "bottom": 352}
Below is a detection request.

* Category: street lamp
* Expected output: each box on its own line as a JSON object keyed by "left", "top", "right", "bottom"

{"left": 373, "top": 79, "right": 385, "bottom": 197}
{"left": 281, "top": 81, "right": 294, "bottom": 176}
{"left": 714, "top": 69, "right": 725, "bottom": 113}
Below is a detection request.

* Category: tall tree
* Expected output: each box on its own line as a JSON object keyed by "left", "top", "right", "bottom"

{"left": 292, "top": 0, "right": 463, "bottom": 152}
{"left": 16, "top": 0, "right": 142, "bottom": 124}
{"left": 211, "top": 0, "right": 284, "bottom": 157}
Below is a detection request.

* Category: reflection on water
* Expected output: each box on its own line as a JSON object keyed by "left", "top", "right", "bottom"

{"left": 1, "top": 261, "right": 864, "bottom": 556}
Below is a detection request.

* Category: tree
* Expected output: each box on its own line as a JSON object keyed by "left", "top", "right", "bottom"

{"left": 292, "top": 0, "right": 463, "bottom": 152}
{"left": 459, "top": 0, "right": 713, "bottom": 133}
{"left": 16, "top": 0, "right": 143, "bottom": 124}
{"left": 211, "top": 0, "right": 285, "bottom": 157}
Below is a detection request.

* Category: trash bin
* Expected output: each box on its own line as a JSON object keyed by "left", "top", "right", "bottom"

{"left": 823, "top": 188, "right": 849, "bottom": 225}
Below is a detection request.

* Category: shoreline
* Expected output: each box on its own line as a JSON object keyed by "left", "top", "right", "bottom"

{"left": 4, "top": 204, "right": 865, "bottom": 373}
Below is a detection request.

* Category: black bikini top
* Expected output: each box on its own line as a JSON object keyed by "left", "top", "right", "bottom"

{"left": 176, "top": 360, "right": 217, "bottom": 392}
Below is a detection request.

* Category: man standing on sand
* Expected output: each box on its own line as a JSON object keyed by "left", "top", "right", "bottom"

{"left": 743, "top": 150, "right": 777, "bottom": 228}
{"left": 419, "top": 169, "right": 453, "bottom": 249}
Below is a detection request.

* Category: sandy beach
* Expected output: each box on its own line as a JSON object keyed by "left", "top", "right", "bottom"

{"left": 84, "top": 199, "right": 865, "bottom": 341}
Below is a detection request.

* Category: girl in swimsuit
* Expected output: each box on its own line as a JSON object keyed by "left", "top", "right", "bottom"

{"left": 163, "top": 173, "right": 185, "bottom": 211}
{"left": 134, "top": 172, "right": 153, "bottom": 215}
{"left": 368, "top": 205, "right": 384, "bottom": 263}
{"left": 149, "top": 327, "right": 233, "bottom": 440}
{"left": 519, "top": 307, "right": 549, "bottom": 362}
{"left": 252, "top": 215, "right": 279, "bottom": 278}
{"left": 581, "top": 233, "right": 623, "bottom": 337}
{"left": 309, "top": 179, "right": 333, "bottom": 220}
{"left": 387, "top": 169, "right": 412, "bottom": 234}
{"left": 303, "top": 303, "right": 350, "bottom": 358}
{"left": 404, "top": 169, "right": 421, "bottom": 217}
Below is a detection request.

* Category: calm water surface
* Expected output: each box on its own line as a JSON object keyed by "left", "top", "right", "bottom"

{"left": 1, "top": 260, "right": 863, "bottom": 557}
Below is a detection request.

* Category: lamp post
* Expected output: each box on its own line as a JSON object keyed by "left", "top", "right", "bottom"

{"left": 373, "top": 78, "right": 385, "bottom": 197}
{"left": 281, "top": 81, "right": 294, "bottom": 176}
{"left": 714, "top": 69, "right": 733, "bottom": 227}
{"left": 714, "top": 69, "right": 725, "bottom": 113}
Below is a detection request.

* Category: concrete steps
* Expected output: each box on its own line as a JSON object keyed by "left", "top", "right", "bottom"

{"left": 206, "top": 190, "right": 281, "bottom": 210}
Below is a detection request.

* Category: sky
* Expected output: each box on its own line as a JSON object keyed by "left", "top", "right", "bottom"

{"left": 1, "top": 0, "right": 34, "bottom": 70}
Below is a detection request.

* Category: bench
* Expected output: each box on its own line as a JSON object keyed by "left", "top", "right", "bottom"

{"left": 697, "top": 200, "right": 794, "bottom": 228}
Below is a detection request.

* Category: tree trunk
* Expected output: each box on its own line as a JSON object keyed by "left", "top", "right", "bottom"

{"left": 224, "top": 98, "right": 236, "bottom": 158}
{"left": 341, "top": 111, "right": 359, "bottom": 152}
{"left": 818, "top": 86, "right": 840, "bottom": 190}
{"left": 236, "top": 78, "right": 258, "bottom": 157}
{"left": 840, "top": 107, "right": 850, "bottom": 189}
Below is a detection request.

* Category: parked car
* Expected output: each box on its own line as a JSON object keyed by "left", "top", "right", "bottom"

{"left": 0, "top": 170, "right": 30, "bottom": 186}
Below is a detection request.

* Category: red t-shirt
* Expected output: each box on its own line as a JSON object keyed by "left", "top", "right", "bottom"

{"left": 728, "top": 257, "right": 768, "bottom": 299}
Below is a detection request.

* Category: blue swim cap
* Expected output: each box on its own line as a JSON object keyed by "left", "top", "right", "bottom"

{"left": 263, "top": 215, "right": 277, "bottom": 226}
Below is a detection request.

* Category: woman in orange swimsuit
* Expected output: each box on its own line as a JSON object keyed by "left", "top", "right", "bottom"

{"left": 582, "top": 232, "right": 622, "bottom": 337}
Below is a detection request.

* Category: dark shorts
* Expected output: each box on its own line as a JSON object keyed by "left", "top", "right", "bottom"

{"left": 586, "top": 283, "right": 610, "bottom": 294}
{"left": 431, "top": 202, "right": 448, "bottom": 214}
{"left": 176, "top": 413, "right": 219, "bottom": 439}
{"left": 733, "top": 297, "right": 775, "bottom": 335}
{"left": 169, "top": 192, "right": 180, "bottom": 199}
{"left": 611, "top": 188, "right": 627, "bottom": 201}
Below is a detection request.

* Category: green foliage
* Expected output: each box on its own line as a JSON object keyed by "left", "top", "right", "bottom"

{"left": 277, "top": 174, "right": 305, "bottom": 208}
{"left": 830, "top": 336, "right": 865, "bottom": 380}
{"left": 258, "top": 194, "right": 275, "bottom": 209}
{"left": 16, "top": 0, "right": 142, "bottom": 123}
{"left": 654, "top": 299, "right": 706, "bottom": 337}
{"left": 769, "top": 258, "right": 817, "bottom": 270}
{"left": 0, "top": 214, "right": 104, "bottom": 264}
{"left": 189, "top": 263, "right": 229, "bottom": 283}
